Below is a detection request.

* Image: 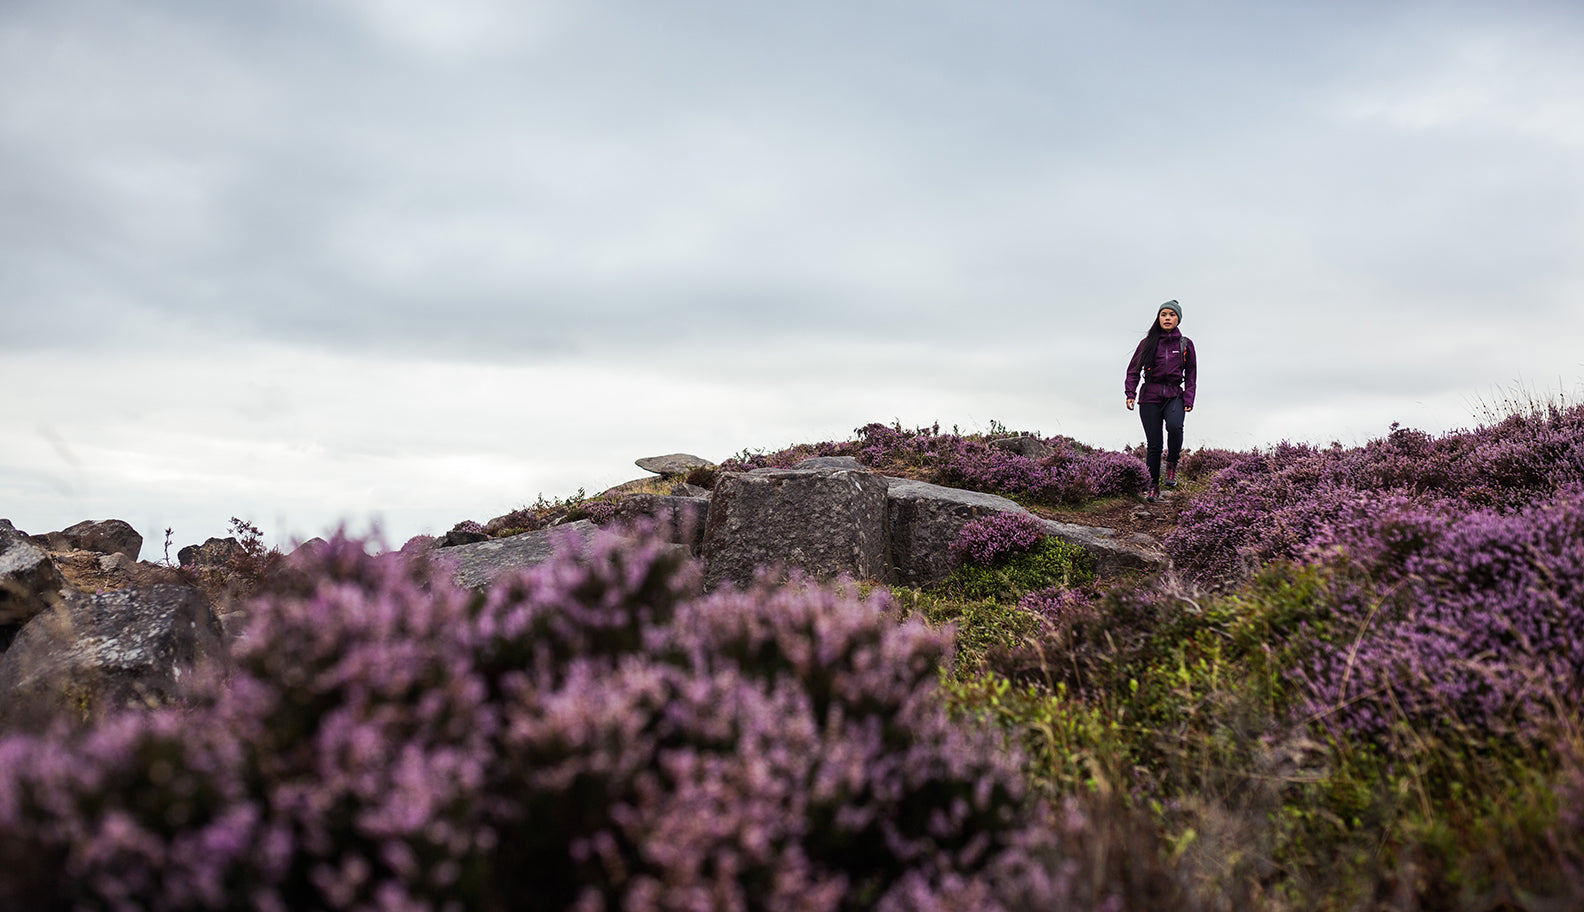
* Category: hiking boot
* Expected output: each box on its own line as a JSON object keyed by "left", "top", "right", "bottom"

{"left": 1164, "top": 462, "right": 1178, "bottom": 487}
{"left": 1145, "top": 481, "right": 1160, "bottom": 503}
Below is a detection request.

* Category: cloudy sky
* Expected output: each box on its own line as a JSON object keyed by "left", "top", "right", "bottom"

{"left": 4, "top": 0, "right": 1582, "bottom": 553}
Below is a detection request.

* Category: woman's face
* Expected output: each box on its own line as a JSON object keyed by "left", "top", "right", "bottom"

{"left": 1158, "top": 309, "right": 1179, "bottom": 331}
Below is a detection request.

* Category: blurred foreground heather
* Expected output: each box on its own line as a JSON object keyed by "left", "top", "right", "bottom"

{"left": 0, "top": 526, "right": 1187, "bottom": 911}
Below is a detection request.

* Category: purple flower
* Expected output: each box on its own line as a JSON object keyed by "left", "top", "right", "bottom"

{"left": 951, "top": 512, "right": 1047, "bottom": 566}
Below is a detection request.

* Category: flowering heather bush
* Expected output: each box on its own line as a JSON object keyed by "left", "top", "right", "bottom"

{"left": 950, "top": 511, "right": 1046, "bottom": 566}
{"left": 1082, "top": 450, "right": 1152, "bottom": 498}
{"left": 717, "top": 423, "right": 1148, "bottom": 506}
{"left": 717, "top": 438, "right": 861, "bottom": 472}
{"left": 857, "top": 424, "right": 1149, "bottom": 504}
{"left": 1016, "top": 583, "right": 1100, "bottom": 628}
{"left": 577, "top": 499, "right": 617, "bottom": 524}
{"left": 482, "top": 506, "right": 545, "bottom": 537}
{"left": 1286, "top": 490, "right": 1584, "bottom": 743}
{"left": 0, "top": 527, "right": 1177, "bottom": 910}
{"left": 1175, "top": 447, "right": 1245, "bottom": 482}
{"left": 1168, "top": 404, "right": 1584, "bottom": 585}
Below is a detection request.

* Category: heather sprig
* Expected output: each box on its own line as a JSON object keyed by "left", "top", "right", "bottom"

{"left": 950, "top": 511, "right": 1047, "bottom": 566}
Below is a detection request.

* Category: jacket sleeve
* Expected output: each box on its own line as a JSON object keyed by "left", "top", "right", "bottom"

{"left": 1183, "top": 338, "right": 1197, "bottom": 409}
{"left": 1124, "top": 338, "right": 1148, "bottom": 400}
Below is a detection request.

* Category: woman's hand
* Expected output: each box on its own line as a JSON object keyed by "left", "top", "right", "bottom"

{"left": 1186, "top": 406, "right": 1193, "bottom": 412}
{"left": 1126, "top": 398, "right": 1135, "bottom": 411}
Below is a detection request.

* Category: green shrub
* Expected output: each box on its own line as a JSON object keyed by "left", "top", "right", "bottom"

{"left": 937, "top": 536, "right": 1094, "bottom": 603}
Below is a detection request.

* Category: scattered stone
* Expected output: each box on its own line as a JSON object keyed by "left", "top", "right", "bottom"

{"left": 669, "top": 482, "right": 711, "bottom": 498}
{"left": 1132, "top": 508, "right": 1155, "bottom": 521}
{"left": 440, "top": 528, "right": 490, "bottom": 548}
{"left": 989, "top": 435, "right": 1055, "bottom": 459}
{"left": 635, "top": 453, "right": 712, "bottom": 476}
{"left": 98, "top": 552, "right": 133, "bottom": 573}
{"left": 0, "top": 585, "right": 225, "bottom": 731}
{"left": 703, "top": 468, "right": 890, "bottom": 590}
{"left": 178, "top": 537, "right": 242, "bottom": 569}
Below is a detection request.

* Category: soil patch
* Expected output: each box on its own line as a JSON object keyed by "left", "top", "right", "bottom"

{"left": 49, "top": 550, "right": 188, "bottom": 594}
{"left": 1025, "top": 488, "right": 1193, "bottom": 541}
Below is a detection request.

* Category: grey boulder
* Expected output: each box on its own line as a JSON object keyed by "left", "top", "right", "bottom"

{"left": 439, "top": 521, "right": 601, "bottom": 590}
{"left": 608, "top": 494, "right": 710, "bottom": 556}
{"left": 883, "top": 478, "right": 1029, "bottom": 587}
{"left": 178, "top": 537, "right": 242, "bottom": 569}
{"left": 635, "top": 453, "right": 712, "bottom": 476}
{"left": 439, "top": 521, "right": 692, "bottom": 590}
{"left": 45, "top": 519, "right": 144, "bottom": 561}
{"left": 0, "top": 519, "right": 69, "bottom": 629}
{"left": 0, "top": 585, "right": 225, "bottom": 730}
{"left": 703, "top": 468, "right": 891, "bottom": 590}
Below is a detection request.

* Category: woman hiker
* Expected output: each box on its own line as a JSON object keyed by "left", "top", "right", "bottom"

{"left": 1125, "top": 299, "right": 1197, "bottom": 502}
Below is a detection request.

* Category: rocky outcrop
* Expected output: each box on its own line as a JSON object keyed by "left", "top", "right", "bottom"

{"left": 0, "top": 467, "right": 1172, "bottom": 729}
{"left": 699, "top": 467, "right": 1169, "bottom": 589}
{"left": 703, "top": 468, "right": 891, "bottom": 590}
{"left": 884, "top": 478, "right": 1029, "bottom": 587}
{"left": 0, "top": 585, "right": 225, "bottom": 730}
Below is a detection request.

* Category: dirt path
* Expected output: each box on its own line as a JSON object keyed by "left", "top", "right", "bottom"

{"left": 1025, "top": 488, "right": 1191, "bottom": 542}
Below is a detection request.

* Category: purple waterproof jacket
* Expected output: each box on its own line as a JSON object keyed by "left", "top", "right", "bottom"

{"left": 1125, "top": 328, "right": 1197, "bottom": 408}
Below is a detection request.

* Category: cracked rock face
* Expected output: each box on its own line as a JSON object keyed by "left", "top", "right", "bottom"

{"left": 703, "top": 469, "right": 892, "bottom": 590}
{"left": 0, "top": 585, "right": 225, "bottom": 731}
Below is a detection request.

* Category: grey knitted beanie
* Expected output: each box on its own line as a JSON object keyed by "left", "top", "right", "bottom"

{"left": 1158, "top": 299, "right": 1181, "bottom": 320}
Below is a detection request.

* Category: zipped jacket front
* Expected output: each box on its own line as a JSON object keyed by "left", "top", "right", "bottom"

{"left": 1125, "top": 328, "right": 1197, "bottom": 408}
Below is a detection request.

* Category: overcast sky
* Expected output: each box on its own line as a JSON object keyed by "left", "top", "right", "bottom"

{"left": 4, "top": 0, "right": 1583, "bottom": 553}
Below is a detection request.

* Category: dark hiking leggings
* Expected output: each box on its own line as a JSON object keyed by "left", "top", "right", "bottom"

{"left": 1139, "top": 398, "right": 1185, "bottom": 484}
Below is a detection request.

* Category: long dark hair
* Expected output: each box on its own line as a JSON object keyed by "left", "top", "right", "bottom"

{"left": 1139, "top": 315, "right": 1167, "bottom": 382}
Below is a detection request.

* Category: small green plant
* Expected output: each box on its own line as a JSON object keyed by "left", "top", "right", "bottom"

{"left": 938, "top": 537, "right": 1094, "bottom": 602}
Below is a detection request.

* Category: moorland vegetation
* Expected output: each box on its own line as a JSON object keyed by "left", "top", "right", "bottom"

{"left": 3, "top": 402, "right": 1583, "bottom": 909}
